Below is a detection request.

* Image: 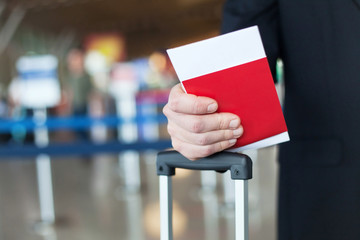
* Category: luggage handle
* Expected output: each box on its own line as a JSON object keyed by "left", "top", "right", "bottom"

{"left": 157, "top": 150, "right": 252, "bottom": 240}
{"left": 156, "top": 150, "right": 252, "bottom": 180}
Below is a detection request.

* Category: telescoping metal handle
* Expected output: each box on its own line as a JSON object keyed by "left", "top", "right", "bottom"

{"left": 156, "top": 150, "right": 252, "bottom": 180}
{"left": 157, "top": 150, "right": 252, "bottom": 240}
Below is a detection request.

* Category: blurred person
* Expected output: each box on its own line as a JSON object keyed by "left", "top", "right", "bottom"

{"left": 65, "top": 48, "right": 93, "bottom": 140}
{"left": 0, "top": 84, "right": 11, "bottom": 143}
{"left": 7, "top": 77, "right": 34, "bottom": 143}
{"left": 0, "top": 84, "right": 8, "bottom": 118}
{"left": 88, "top": 90, "right": 109, "bottom": 143}
{"left": 163, "top": 1, "right": 360, "bottom": 240}
{"left": 66, "top": 48, "right": 93, "bottom": 116}
{"left": 7, "top": 77, "right": 22, "bottom": 117}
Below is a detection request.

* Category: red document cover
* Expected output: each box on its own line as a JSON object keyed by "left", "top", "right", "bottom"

{"left": 167, "top": 26, "right": 289, "bottom": 151}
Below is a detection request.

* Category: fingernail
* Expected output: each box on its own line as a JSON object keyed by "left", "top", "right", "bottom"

{"left": 229, "top": 119, "right": 240, "bottom": 129}
{"left": 229, "top": 139, "right": 237, "bottom": 144}
{"left": 207, "top": 103, "right": 217, "bottom": 113}
{"left": 233, "top": 127, "right": 243, "bottom": 138}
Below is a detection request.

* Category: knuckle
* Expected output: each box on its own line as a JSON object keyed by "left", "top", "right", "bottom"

{"left": 190, "top": 118, "right": 204, "bottom": 133}
{"left": 162, "top": 104, "right": 169, "bottom": 116}
{"left": 219, "top": 140, "right": 230, "bottom": 151}
{"left": 197, "top": 134, "right": 209, "bottom": 146}
{"left": 172, "top": 139, "right": 196, "bottom": 160}
{"left": 187, "top": 156, "right": 197, "bottom": 161}
{"left": 184, "top": 153, "right": 197, "bottom": 161}
{"left": 223, "top": 130, "right": 232, "bottom": 140}
{"left": 167, "top": 124, "right": 174, "bottom": 136}
{"left": 168, "top": 98, "right": 180, "bottom": 111}
{"left": 171, "top": 138, "right": 182, "bottom": 152}
{"left": 192, "top": 99, "right": 204, "bottom": 114}
{"left": 217, "top": 114, "right": 228, "bottom": 130}
{"left": 182, "top": 151, "right": 197, "bottom": 160}
{"left": 200, "top": 145, "right": 214, "bottom": 157}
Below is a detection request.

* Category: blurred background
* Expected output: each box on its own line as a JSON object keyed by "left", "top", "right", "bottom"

{"left": 0, "top": 0, "right": 281, "bottom": 239}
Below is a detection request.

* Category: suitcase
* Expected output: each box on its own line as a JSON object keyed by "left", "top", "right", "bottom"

{"left": 156, "top": 150, "right": 253, "bottom": 240}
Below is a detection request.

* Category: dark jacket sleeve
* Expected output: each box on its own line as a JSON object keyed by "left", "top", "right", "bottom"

{"left": 221, "top": 0, "right": 280, "bottom": 80}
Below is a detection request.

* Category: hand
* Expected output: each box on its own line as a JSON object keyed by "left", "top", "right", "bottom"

{"left": 163, "top": 84, "right": 244, "bottom": 160}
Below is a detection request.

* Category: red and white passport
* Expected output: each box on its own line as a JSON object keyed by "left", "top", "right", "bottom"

{"left": 167, "top": 26, "right": 289, "bottom": 151}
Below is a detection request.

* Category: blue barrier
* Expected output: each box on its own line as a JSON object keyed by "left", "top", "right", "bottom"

{"left": 0, "top": 105, "right": 170, "bottom": 157}
{"left": 0, "top": 114, "right": 168, "bottom": 133}
{"left": 0, "top": 140, "right": 172, "bottom": 158}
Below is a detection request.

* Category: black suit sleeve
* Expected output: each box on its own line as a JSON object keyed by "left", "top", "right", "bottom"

{"left": 221, "top": 0, "right": 280, "bottom": 80}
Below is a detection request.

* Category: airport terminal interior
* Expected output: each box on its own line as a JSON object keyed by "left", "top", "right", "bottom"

{"left": 0, "top": 0, "right": 283, "bottom": 239}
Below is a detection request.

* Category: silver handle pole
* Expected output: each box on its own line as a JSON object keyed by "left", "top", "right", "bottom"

{"left": 159, "top": 175, "right": 173, "bottom": 240}
{"left": 235, "top": 180, "right": 249, "bottom": 240}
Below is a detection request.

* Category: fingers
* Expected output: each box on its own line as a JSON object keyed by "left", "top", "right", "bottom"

{"left": 168, "top": 121, "right": 244, "bottom": 146}
{"left": 163, "top": 83, "right": 244, "bottom": 160}
{"left": 171, "top": 136, "right": 239, "bottom": 161}
{"left": 164, "top": 108, "right": 241, "bottom": 133}
{"left": 167, "top": 83, "right": 218, "bottom": 114}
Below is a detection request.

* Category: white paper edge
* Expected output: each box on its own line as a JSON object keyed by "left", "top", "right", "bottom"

{"left": 167, "top": 26, "right": 266, "bottom": 81}
{"left": 226, "top": 131, "right": 290, "bottom": 152}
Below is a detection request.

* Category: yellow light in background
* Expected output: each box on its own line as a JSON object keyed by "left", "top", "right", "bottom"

{"left": 84, "top": 33, "right": 126, "bottom": 66}
{"left": 144, "top": 201, "right": 188, "bottom": 238}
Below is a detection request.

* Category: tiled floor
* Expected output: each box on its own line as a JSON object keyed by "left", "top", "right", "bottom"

{"left": 0, "top": 146, "right": 279, "bottom": 240}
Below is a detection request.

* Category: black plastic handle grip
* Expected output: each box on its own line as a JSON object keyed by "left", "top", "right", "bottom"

{"left": 156, "top": 150, "right": 252, "bottom": 180}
